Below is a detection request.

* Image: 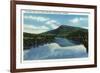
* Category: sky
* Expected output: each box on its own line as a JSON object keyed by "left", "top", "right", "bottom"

{"left": 23, "top": 11, "right": 89, "bottom": 34}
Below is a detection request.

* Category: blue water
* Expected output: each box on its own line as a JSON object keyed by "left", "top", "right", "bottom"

{"left": 24, "top": 38, "right": 88, "bottom": 60}
{"left": 55, "top": 37, "right": 76, "bottom": 46}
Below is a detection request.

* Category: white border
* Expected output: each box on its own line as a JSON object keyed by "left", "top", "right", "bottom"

{"left": 16, "top": 4, "right": 95, "bottom": 69}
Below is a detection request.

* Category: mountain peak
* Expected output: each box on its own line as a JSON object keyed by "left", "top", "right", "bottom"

{"left": 59, "top": 25, "right": 68, "bottom": 28}
{"left": 58, "top": 25, "right": 73, "bottom": 29}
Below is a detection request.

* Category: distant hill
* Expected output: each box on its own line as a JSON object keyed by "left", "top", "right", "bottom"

{"left": 41, "top": 25, "right": 88, "bottom": 36}
{"left": 24, "top": 25, "right": 88, "bottom": 37}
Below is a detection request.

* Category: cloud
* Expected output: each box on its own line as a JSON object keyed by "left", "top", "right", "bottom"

{"left": 69, "top": 17, "right": 88, "bottom": 29}
{"left": 46, "top": 20, "right": 57, "bottom": 24}
{"left": 24, "top": 24, "right": 34, "bottom": 29}
{"left": 70, "top": 17, "right": 88, "bottom": 24}
{"left": 24, "top": 15, "right": 60, "bottom": 34}
{"left": 79, "top": 17, "right": 88, "bottom": 21}
{"left": 70, "top": 18, "right": 79, "bottom": 24}
{"left": 50, "top": 23, "right": 59, "bottom": 29}
{"left": 24, "top": 24, "right": 49, "bottom": 30}
{"left": 24, "top": 15, "right": 59, "bottom": 29}
{"left": 45, "top": 20, "right": 60, "bottom": 29}
{"left": 24, "top": 16, "right": 50, "bottom": 22}
{"left": 24, "top": 24, "right": 49, "bottom": 34}
{"left": 40, "top": 26, "right": 50, "bottom": 30}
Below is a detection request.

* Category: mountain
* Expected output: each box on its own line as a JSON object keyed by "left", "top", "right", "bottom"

{"left": 41, "top": 25, "right": 88, "bottom": 36}
{"left": 24, "top": 25, "right": 88, "bottom": 37}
